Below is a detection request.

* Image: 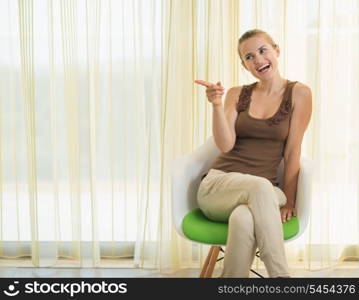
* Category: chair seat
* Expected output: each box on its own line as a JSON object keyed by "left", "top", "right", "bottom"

{"left": 182, "top": 208, "right": 299, "bottom": 245}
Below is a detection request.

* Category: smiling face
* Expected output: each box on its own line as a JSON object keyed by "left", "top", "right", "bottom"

{"left": 239, "top": 34, "right": 280, "bottom": 80}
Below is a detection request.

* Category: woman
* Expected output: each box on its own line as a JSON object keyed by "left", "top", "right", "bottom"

{"left": 194, "top": 29, "right": 312, "bottom": 278}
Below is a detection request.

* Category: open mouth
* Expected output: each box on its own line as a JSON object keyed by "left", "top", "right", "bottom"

{"left": 257, "top": 63, "right": 271, "bottom": 74}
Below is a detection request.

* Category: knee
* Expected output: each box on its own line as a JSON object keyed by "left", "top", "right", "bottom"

{"left": 246, "top": 177, "right": 273, "bottom": 198}
{"left": 228, "top": 205, "right": 254, "bottom": 229}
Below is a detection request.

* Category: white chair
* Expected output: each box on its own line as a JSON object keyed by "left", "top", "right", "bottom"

{"left": 171, "top": 136, "right": 313, "bottom": 277}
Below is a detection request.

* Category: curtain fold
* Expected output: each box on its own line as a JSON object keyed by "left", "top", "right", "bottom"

{"left": 18, "top": 0, "right": 39, "bottom": 267}
{"left": 0, "top": 0, "right": 358, "bottom": 274}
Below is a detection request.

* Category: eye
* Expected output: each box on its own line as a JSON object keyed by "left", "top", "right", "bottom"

{"left": 259, "top": 48, "right": 266, "bottom": 54}
{"left": 245, "top": 55, "right": 253, "bottom": 60}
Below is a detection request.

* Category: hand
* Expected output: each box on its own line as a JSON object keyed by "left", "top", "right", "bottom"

{"left": 194, "top": 80, "right": 225, "bottom": 106}
{"left": 280, "top": 203, "right": 297, "bottom": 223}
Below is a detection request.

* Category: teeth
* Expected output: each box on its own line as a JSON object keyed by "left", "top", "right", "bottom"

{"left": 258, "top": 64, "right": 270, "bottom": 71}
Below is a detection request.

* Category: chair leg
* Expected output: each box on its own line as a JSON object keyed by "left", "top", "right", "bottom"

{"left": 250, "top": 250, "right": 264, "bottom": 278}
{"left": 200, "top": 247, "right": 264, "bottom": 278}
{"left": 200, "top": 246, "right": 214, "bottom": 278}
{"left": 250, "top": 268, "right": 264, "bottom": 278}
{"left": 200, "top": 246, "right": 220, "bottom": 278}
{"left": 205, "top": 246, "right": 220, "bottom": 277}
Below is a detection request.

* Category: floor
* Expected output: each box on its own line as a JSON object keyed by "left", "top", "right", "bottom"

{"left": 1, "top": 262, "right": 359, "bottom": 278}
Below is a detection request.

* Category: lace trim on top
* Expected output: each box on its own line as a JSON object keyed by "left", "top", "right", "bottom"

{"left": 237, "top": 82, "right": 293, "bottom": 126}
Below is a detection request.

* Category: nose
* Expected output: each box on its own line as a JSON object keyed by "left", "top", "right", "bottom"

{"left": 253, "top": 56, "right": 267, "bottom": 68}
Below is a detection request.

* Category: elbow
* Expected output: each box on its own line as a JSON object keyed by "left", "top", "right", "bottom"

{"left": 214, "top": 136, "right": 235, "bottom": 153}
{"left": 284, "top": 149, "right": 301, "bottom": 165}
{"left": 214, "top": 143, "right": 233, "bottom": 153}
{"left": 223, "top": 137, "right": 236, "bottom": 153}
{"left": 219, "top": 142, "right": 235, "bottom": 153}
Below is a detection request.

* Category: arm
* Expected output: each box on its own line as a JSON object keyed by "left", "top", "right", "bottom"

{"left": 194, "top": 80, "right": 241, "bottom": 152}
{"left": 212, "top": 87, "right": 241, "bottom": 152}
{"left": 281, "top": 83, "right": 312, "bottom": 222}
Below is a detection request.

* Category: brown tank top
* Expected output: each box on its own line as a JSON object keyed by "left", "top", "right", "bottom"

{"left": 209, "top": 80, "right": 297, "bottom": 186}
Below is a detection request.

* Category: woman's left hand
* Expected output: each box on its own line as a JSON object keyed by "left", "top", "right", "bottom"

{"left": 280, "top": 203, "right": 297, "bottom": 223}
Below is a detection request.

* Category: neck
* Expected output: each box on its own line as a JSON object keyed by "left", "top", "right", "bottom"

{"left": 256, "top": 75, "right": 287, "bottom": 96}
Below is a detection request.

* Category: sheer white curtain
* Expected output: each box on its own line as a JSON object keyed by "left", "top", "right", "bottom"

{"left": 0, "top": 0, "right": 358, "bottom": 273}
{"left": 0, "top": 0, "right": 163, "bottom": 268}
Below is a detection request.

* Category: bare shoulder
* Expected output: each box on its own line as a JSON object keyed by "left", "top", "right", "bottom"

{"left": 225, "top": 85, "right": 243, "bottom": 105}
{"left": 293, "top": 81, "right": 311, "bottom": 95}
{"left": 292, "top": 82, "right": 312, "bottom": 109}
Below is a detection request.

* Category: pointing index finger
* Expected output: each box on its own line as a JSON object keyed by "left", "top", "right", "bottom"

{"left": 194, "top": 80, "right": 214, "bottom": 87}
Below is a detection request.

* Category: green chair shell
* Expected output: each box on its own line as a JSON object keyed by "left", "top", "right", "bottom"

{"left": 182, "top": 208, "right": 299, "bottom": 245}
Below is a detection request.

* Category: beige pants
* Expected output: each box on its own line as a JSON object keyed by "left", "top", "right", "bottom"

{"left": 197, "top": 169, "right": 290, "bottom": 278}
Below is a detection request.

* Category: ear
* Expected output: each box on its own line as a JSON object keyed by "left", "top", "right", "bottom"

{"left": 275, "top": 45, "right": 280, "bottom": 57}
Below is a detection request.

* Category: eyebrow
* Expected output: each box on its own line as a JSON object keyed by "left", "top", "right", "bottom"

{"left": 244, "top": 45, "right": 267, "bottom": 57}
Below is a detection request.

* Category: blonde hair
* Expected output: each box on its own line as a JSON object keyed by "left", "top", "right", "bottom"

{"left": 237, "top": 29, "right": 278, "bottom": 63}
